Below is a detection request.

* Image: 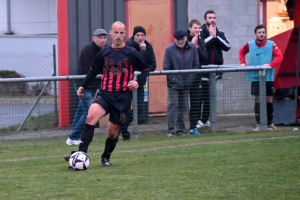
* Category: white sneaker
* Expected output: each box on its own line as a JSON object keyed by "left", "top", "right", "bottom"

{"left": 167, "top": 133, "right": 175, "bottom": 138}
{"left": 269, "top": 123, "right": 278, "bottom": 131}
{"left": 197, "top": 120, "right": 204, "bottom": 128}
{"left": 205, "top": 120, "right": 211, "bottom": 127}
{"left": 253, "top": 124, "right": 260, "bottom": 131}
{"left": 66, "top": 138, "right": 82, "bottom": 146}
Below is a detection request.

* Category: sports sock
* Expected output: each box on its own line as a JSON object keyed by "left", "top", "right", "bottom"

{"left": 78, "top": 124, "right": 95, "bottom": 153}
{"left": 254, "top": 103, "right": 260, "bottom": 124}
{"left": 267, "top": 103, "right": 274, "bottom": 125}
{"left": 101, "top": 137, "right": 118, "bottom": 159}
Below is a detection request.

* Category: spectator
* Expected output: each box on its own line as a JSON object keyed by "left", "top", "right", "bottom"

{"left": 119, "top": 25, "right": 156, "bottom": 141}
{"left": 199, "top": 10, "right": 231, "bottom": 128}
{"left": 239, "top": 25, "right": 283, "bottom": 131}
{"left": 186, "top": 19, "right": 207, "bottom": 135}
{"left": 66, "top": 29, "right": 108, "bottom": 145}
{"left": 163, "top": 30, "right": 199, "bottom": 138}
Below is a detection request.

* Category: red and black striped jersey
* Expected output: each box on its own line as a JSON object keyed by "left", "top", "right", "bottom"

{"left": 82, "top": 44, "right": 149, "bottom": 92}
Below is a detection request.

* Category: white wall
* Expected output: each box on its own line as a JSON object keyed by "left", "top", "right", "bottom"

{"left": 0, "top": 0, "right": 57, "bottom": 35}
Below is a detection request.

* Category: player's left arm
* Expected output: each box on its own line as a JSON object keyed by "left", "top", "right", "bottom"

{"left": 269, "top": 43, "right": 283, "bottom": 67}
{"left": 215, "top": 31, "right": 231, "bottom": 52}
{"left": 133, "top": 51, "right": 150, "bottom": 87}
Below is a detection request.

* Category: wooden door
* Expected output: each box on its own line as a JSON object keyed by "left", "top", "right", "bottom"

{"left": 126, "top": 0, "right": 173, "bottom": 114}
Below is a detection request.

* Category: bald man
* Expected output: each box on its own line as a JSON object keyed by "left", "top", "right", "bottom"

{"left": 64, "top": 21, "right": 150, "bottom": 167}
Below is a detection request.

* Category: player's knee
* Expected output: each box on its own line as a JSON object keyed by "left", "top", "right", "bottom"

{"left": 85, "top": 113, "right": 98, "bottom": 125}
{"left": 107, "top": 126, "right": 119, "bottom": 139}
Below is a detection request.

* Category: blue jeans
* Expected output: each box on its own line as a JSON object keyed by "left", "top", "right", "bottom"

{"left": 68, "top": 83, "right": 95, "bottom": 140}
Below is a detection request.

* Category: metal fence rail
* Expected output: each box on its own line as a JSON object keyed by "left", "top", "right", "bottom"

{"left": 0, "top": 65, "right": 270, "bottom": 140}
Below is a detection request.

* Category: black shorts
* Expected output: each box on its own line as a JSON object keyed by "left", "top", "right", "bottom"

{"left": 251, "top": 81, "right": 274, "bottom": 96}
{"left": 93, "top": 90, "right": 132, "bottom": 126}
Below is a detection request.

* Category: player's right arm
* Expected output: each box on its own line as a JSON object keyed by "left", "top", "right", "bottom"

{"left": 80, "top": 49, "right": 105, "bottom": 89}
{"left": 239, "top": 42, "right": 249, "bottom": 67}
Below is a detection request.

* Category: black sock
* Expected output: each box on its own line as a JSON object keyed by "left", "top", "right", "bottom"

{"left": 267, "top": 103, "right": 274, "bottom": 125}
{"left": 254, "top": 103, "right": 260, "bottom": 124}
{"left": 78, "top": 124, "right": 95, "bottom": 153}
{"left": 101, "top": 137, "right": 118, "bottom": 159}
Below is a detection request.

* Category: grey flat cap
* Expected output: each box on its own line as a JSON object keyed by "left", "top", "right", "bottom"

{"left": 93, "top": 29, "right": 108, "bottom": 36}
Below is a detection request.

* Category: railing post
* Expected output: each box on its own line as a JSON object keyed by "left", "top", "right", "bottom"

{"left": 259, "top": 69, "right": 267, "bottom": 130}
{"left": 133, "top": 74, "right": 138, "bottom": 140}
{"left": 53, "top": 44, "right": 58, "bottom": 127}
{"left": 209, "top": 72, "right": 217, "bottom": 131}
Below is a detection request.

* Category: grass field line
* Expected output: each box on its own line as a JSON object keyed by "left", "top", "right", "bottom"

{"left": 118, "top": 135, "right": 299, "bottom": 153}
{"left": 2, "top": 134, "right": 298, "bottom": 162}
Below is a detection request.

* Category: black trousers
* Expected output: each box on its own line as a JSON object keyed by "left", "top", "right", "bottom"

{"left": 189, "top": 83, "right": 202, "bottom": 129}
{"left": 199, "top": 81, "right": 210, "bottom": 123}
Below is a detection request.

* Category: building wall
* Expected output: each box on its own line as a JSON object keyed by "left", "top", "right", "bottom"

{"left": 0, "top": 0, "right": 56, "bottom": 35}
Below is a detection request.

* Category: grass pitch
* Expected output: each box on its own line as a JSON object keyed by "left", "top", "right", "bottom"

{"left": 0, "top": 130, "right": 299, "bottom": 200}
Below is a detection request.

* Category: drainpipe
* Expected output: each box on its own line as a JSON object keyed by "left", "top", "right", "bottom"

{"left": 5, "top": 0, "right": 13, "bottom": 35}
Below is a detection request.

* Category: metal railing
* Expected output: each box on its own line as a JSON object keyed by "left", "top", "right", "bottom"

{"left": 0, "top": 65, "right": 270, "bottom": 140}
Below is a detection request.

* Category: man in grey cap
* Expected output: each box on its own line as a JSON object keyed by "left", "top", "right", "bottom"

{"left": 66, "top": 28, "right": 108, "bottom": 145}
{"left": 163, "top": 30, "right": 199, "bottom": 138}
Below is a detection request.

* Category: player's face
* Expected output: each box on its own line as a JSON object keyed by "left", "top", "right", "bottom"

{"left": 93, "top": 35, "right": 107, "bottom": 48}
{"left": 133, "top": 32, "right": 146, "bottom": 44}
{"left": 255, "top": 28, "right": 266, "bottom": 42}
{"left": 110, "top": 23, "right": 126, "bottom": 47}
{"left": 188, "top": 23, "right": 200, "bottom": 36}
{"left": 205, "top": 13, "right": 216, "bottom": 26}
{"left": 174, "top": 36, "right": 187, "bottom": 48}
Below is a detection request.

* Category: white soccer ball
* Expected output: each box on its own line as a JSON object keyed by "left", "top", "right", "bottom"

{"left": 69, "top": 151, "right": 90, "bottom": 170}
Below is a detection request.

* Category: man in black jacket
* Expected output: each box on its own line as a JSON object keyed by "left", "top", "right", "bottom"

{"left": 66, "top": 29, "right": 108, "bottom": 145}
{"left": 198, "top": 10, "right": 231, "bottom": 128}
{"left": 186, "top": 19, "right": 207, "bottom": 135}
{"left": 119, "top": 26, "right": 156, "bottom": 141}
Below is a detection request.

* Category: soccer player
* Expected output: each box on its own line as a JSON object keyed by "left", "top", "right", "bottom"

{"left": 65, "top": 21, "right": 150, "bottom": 167}
{"left": 239, "top": 25, "right": 283, "bottom": 131}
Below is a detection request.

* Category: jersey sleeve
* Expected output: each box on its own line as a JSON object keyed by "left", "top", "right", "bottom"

{"left": 80, "top": 49, "right": 105, "bottom": 88}
{"left": 269, "top": 42, "right": 283, "bottom": 67}
{"left": 239, "top": 43, "right": 249, "bottom": 64}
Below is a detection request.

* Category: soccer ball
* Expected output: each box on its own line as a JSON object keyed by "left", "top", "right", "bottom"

{"left": 69, "top": 151, "right": 90, "bottom": 171}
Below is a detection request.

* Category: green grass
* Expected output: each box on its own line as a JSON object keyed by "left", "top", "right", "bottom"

{"left": 0, "top": 130, "right": 299, "bottom": 199}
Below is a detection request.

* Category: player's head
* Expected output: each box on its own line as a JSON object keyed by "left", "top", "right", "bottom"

{"left": 173, "top": 30, "right": 187, "bottom": 48}
{"left": 204, "top": 10, "right": 216, "bottom": 26}
{"left": 92, "top": 29, "right": 108, "bottom": 48}
{"left": 188, "top": 19, "right": 201, "bottom": 36}
{"left": 110, "top": 21, "right": 126, "bottom": 47}
{"left": 133, "top": 26, "right": 146, "bottom": 44}
{"left": 254, "top": 25, "right": 266, "bottom": 42}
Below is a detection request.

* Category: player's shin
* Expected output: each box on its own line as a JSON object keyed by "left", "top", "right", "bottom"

{"left": 78, "top": 123, "right": 95, "bottom": 153}
{"left": 101, "top": 137, "right": 118, "bottom": 159}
